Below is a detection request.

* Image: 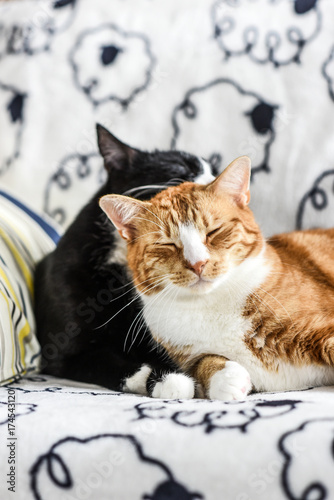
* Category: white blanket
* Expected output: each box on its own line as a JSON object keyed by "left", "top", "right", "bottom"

{"left": 1, "top": 1, "right": 334, "bottom": 499}
{"left": 1, "top": 0, "right": 334, "bottom": 237}
{"left": 0, "top": 376, "right": 333, "bottom": 499}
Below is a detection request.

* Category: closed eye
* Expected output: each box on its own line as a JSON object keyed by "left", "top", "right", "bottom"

{"left": 160, "top": 243, "right": 177, "bottom": 249}
{"left": 206, "top": 227, "right": 221, "bottom": 239}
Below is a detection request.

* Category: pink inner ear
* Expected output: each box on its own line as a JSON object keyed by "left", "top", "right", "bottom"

{"left": 119, "top": 226, "right": 134, "bottom": 241}
{"left": 99, "top": 195, "right": 142, "bottom": 240}
{"left": 210, "top": 156, "right": 251, "bottom": 207}
{"left": 237, "top": 190, "right": 250, "bottom": 208}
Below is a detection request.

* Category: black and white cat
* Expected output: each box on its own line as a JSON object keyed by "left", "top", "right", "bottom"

{"left": 34, "top": 124, "right": 215, "bottom": 397}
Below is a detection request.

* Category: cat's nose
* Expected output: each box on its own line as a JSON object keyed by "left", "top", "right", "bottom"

{"left": 190, "top": 260, "right": 208, "bottom": 277}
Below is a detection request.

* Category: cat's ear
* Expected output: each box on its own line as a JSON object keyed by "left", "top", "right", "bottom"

{"left": 99, "top": 194, "right": 145, "bottom": 240}
{"left": 208, "top": 156, "right": 251, "bottom": 207}
{"left": 96, "top": 124, "right": 136, "bottom": 172}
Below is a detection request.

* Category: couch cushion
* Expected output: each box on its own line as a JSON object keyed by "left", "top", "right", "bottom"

{"left": 0, "top": 189, "right": 60, "bottom": 384}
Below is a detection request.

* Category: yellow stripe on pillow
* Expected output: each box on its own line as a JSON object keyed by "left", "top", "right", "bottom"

{"left": 0, "top": 190, "right": 60, "bottom": 385}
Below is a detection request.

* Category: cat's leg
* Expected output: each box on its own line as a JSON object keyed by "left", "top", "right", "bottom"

{"left": 147, "top": 367, "right": 195, "bottom": 400}
{"left": 123, "top": 364, "right": 196, "bottom": 400}
{"left": 121, "top": 364, "right": 195, "bottom": 398}
{"left": 122, "top": 364, "right": 152, "bottom": 395}
{"left": 192, "top": 355, "right": 252, "bottom": 401}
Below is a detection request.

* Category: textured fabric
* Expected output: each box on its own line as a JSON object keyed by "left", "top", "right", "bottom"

{"left": 0, "top": 375, "right": 333, "bottom": 500}
{"left": 0, "top": 190, "right": 60, "bottom": 385}
{"left": 1, "top": 1, "right": 334, "bottom": 499}
{"left": 0, "top": 0, "right": 334, "bottom": 236}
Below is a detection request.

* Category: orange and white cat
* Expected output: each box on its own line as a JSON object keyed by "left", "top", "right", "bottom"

{"left": 100, "top": 156, "right": 334, "bottom": 401}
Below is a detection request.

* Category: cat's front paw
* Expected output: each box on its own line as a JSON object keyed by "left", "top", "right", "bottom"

{"left": 123, "top": 365, "right": 152, "bottom": 395}
{"left": 208, "top": 361, "right": 252, "bottom": 401}
{"left": 152, "top": 373, "right": 195, "bottom": 399}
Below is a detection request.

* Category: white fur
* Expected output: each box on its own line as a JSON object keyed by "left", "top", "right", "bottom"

{"left": 151, "top": 373, "right": 195, "bottom": 399}
{"left": 141, "top": 248, "right": 334, "bottom": 394}
{"left": 209, "top": 361, "right": 252, "bottom": 401}
{"left": 179, "top": 223, "right": 209, "bottom": 266}
{"left": 194, "top": 158, "right": 216, "bottom": 185}
{"left": 123, "top": 364, "right": 151, "bottom": 395}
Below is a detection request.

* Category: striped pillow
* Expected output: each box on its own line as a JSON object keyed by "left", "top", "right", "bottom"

{"left": 0, "top": 189, "right": 60, "bottom": 385}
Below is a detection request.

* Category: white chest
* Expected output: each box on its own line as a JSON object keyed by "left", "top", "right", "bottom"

{"left": 143, "top": 295, "right": 334, "bottom": 392}
{"left": 141, "top": 255, "right": 334, "bottom": 392}
{"left": 143, "top": 291, "right": 250, "bottom": 360}
{"left": 142, "top": 254, "right": 268, "bottom": 358}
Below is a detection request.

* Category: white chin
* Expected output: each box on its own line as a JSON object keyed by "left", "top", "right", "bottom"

{"left": 188, "top": 279, "right": 214, "bottom": 294}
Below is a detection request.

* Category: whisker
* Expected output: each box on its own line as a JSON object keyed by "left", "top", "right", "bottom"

{"left": 132, "top": 216, "right": 165, "bottom": 232}
{"left": 229, "top": 281, "right": 264, "bottom": 329}
{"left": 166, "top": 177, "right": 189, "bottom": 184}
{"left": 124, "top": 308, "right": 146, "bottom": 352}
{"left": 136, "top": 204, "right": 166, "bottom": 230}
{"left": 155, "top": 282, "right": 175, "bottom": 338}
{"left": 95, "top": 275, "right": 169, "bottom": 330}
{"left": 108, "top": 273, "right": 171, "bottom": 303}
{"left": 128, "top": 312, "right": 148, "bottom": 351}
{"left": 122, "top": 178, "right": 182, "bottom": 198}
{"left": 112, "top": 271, "right": 170, "bottom": 292}
{"left": 131, "top": 231, "right": 161, "bottom": 243}
{"left": 250, "top": 290, "right": 285, "bottom": 328}
{"left": 122, "top": 184, "right": 170, "bottom": 196}
{"left": 127, "top": 282, "right": 174, "bottom": 352}
{"left": 228, "top": 277, "right": 285, "bottom": 329}
{"left": 123, "top": 280, "right": 165, "bottom": 350}
{"left": 256, "top": 285, "right": 292, "bottom": 323}
{"left": 163, "top": 284, "right": 179, "bottom": 338}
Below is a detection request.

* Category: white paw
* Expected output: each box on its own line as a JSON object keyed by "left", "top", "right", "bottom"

{"left": 123, "top": 365, "right": 152, "bottom": 395}
{"left": 208, "top": 361, "right": 252, "bottom": 401}
{"left": 152, "top": 373, "right": 195, "bottom": 399}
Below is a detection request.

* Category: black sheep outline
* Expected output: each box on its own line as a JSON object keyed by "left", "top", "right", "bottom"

{"left": 0, "top": 80, "right": 27, "bottom": 175}
{"left": 322, "top": 45, "right": 334, "bottom": 102}
{"left": 279, "top": 417, "right": 334, "bottom": 500}
{"left": 211, "top": 0, "right": 322, "bottom": 68}
{"left": 171, "top": 77, "right": 278, "bottom": 178}
{"left": 133, "top": 399, "right": 302, "bottom": 433}
{"left": 43, "top": 151, "right": 104, "bottom": 226}
{"left": 68, "top": 23, "right": 156, "bottom": 109}
{"left": 0, "top": 0, "right": 77, "bottom": 59}
{"left": 7, "top": 379, "right": 123, "bottom": 396}
{"left": 29, "top": 433, "right": 204, "bottom": 500}
{"left": 10, "top": 385, "right": 123, "bottom": 396}
{"left": 0, "top": 400, "right": 37, "bottom": 425}
{"left": 296, "top": 168, "right": 334, "bottom": 229}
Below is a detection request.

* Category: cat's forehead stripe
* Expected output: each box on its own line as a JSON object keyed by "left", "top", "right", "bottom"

{"left": 155, "top": 188, "right": 202, "bottom": 224}
{"left": 179, "top": 223, "right": 209, "bottom": 265}
{"left": 195, "top": 158, "right": 216, "bottom": 185}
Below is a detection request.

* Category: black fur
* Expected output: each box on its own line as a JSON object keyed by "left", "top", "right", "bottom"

{"left": 34, "top": 124, "right": 212, "bottom": 392}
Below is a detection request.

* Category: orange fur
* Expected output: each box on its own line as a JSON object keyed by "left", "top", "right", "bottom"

{"left": 244, "top": 229, "right": 334, "bottom": 369}
{"left": 100, "top": 157, "right": 334, "bottom": 396}
{"left": 114, "top": 181, "right": 263, "bottom": 296}
{"left": 191, "top": 355, "right": 228, "bottom": 392}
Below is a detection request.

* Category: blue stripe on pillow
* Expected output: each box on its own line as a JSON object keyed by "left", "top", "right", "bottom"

{"left": 0, "top": 190, "right": 60, "bottom": 244}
